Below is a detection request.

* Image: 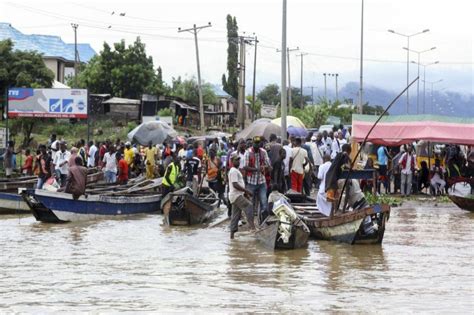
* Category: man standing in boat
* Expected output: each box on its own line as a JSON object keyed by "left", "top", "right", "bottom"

{"left": 317, "top": 154, "right": 333, "bottom": 216}
{"left": 229, "top": 153, "right": 255, "bottom": 239}
{"left": 37, "top": 144, "right": 52, "bottom": 189}
{"left": 162, "top": 152, "right": 180, "bottom": 197}
{"left": 325, "top": 143, "right": 352, "bottom": 202}
{"left": 61, "top": 156, "right": 88, "bottom": 200}
{"left": 243, "top": 136, "right": 271, "bottom": 223}
{"left": 53, "top": 141, "right": 71, "bottom": 187}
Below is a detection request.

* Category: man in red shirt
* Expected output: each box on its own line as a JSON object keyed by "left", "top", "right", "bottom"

{"left": 116, "top": 153, "right": 129, "bottom": 185}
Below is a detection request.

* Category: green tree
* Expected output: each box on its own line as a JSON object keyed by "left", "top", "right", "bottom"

{"left": 246, "top": 95, "right": 262, "bottom": 119}
{"left": 290, "top": 87, "right": 312, "bottom": 108}
{"left": 222, "top": 14, "right": 239, "bottom": 98}
{"left": 74, "top": 37, "right": 164, "bottom": 99}
{"left": 0, "top": 39, "right": 54, "bottom": 147}
{"left": 289, "top": 105, "right": 329, "bottom": 128}
{"left": 170, "top": 76, "right": 218, "bottom": 105}
{"left": 257, "top": 84, "right": 280, "bottom": 105}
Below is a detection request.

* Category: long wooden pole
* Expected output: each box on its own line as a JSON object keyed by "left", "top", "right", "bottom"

{"left": 335, "top": 76, "right": 419, "bottom": 211}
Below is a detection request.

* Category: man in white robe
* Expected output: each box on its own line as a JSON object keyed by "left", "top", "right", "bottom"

{"left": 317, "top": 154, "right": 333, "bottom": 216}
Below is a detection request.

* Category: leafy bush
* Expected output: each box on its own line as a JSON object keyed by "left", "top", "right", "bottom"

{"left": 158, "top": 108, "right": 173, "bottom": 117}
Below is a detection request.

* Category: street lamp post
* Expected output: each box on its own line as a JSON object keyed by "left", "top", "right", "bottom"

{"left": 403, "top": 46, "right": 436, "bottom": 114}
{"left": 323, "top": 73, "right": 327, "bottom": 101}
{"left": 422, "top": 79, "right": 443, "bottom": 114}
{"left": 412, "top": 60, "right": 439, "bottom": 114}
{"left": 388, "top": 28, "right": 430, "bottom": 114}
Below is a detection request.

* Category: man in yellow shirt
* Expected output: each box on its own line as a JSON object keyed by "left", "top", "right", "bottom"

{"left": 144, "top": 141, "right": 157, "bottom": 179}
{"left": 124, "top": 142, "right": 134, "bottom": 169}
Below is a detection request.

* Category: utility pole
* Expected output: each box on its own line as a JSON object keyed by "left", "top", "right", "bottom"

{"left": 71, "top": 23, "right": 79, "bottom": 82}
{"left": 335, "top": 73, "right": 339, "bottom": 101}
{"left": 281, "top": 0, "right": 287, "bottom": 140}
{"left": 277, "top": 46, "right": 298, "bottom": 113}
{"left": 297, "top": 53, "right": 307, "bottom": 108}
{"left": 323, "top": 73, "right": 327, "bottom": 101}
{"left": 236, "top": 35, "right": 255, "bottom": 129}
{"left": 307, "top": 86, "right": 316, "bottom": 104}
{"left": 238, "top": 36, "right": 245, "bottom": 129}
{"left": 178, "top": 23, "right": 212, "bottom": 133}
{"left": 287, "top": 47, "right": 298, "bottom": 113}
{"left": 359, "top": 0, "right": 364, "bottom": 114}
{"left": 251, "top": 36, "right": 258, "bottom": 121}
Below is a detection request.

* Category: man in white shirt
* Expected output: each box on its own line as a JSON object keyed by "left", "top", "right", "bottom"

{"left": 316, "top": 154, "right": 332, "bottom": 216}
{"left": 322, "top": 131, "right": 333, "bottom": 158}
{"left": 400, "top": 145, "right": 416, "bottom": 196}
{"left": 282, "top": 139, "right": 293, "bottom": 192}
{"left": 228, "top": 154, "right": 255, "bottom": 239}
{"left": 53, "top": 141, "right": 71, "bottom": 187}
{"left": 103, "top": 145, "right": 118, "bottom": 183}
{"left": 430, "top": 159, "right": 446, "bottom": 194}
{"left": 87, "top": 140, "right": 98, "bottom": 168}
{"left": 290, "top": 138, "right": 309, "bottom": 193}
{"left": 178, "top": 143, "right": 188, "bottom": 170}
{"left": 331, "top": 132, "right": 342, "bottom": 160}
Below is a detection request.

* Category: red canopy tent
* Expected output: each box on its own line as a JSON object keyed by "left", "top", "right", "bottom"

{"left": 352, "top": 114, "right": 474, "bottom": 146}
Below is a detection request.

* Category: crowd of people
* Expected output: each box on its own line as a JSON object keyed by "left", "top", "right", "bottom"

{"left": 3, "top": 128, "right": 473, "bottom": 237}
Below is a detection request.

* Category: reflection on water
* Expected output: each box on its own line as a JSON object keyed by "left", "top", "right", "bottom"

{"left": 0, "top": 201, "right": 473, "bottom": 313}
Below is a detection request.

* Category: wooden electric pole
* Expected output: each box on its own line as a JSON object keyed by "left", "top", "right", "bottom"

{"left": 178, "top": 23, "right": 212, "bottom": 133}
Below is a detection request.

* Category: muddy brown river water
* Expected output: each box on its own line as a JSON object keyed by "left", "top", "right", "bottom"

{"left": 1, "top": 201, "right": 473, "bottom": 313}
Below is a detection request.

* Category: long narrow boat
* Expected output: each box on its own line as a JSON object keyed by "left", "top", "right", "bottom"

{"left": 0, "top": 170, "right": 105, "bottom": 215}
{"left": 162, "top": 187, "right": 220, "bottom": 226}
{"left": 21, "top": 189, "right": 162, "bottom": 223}
{"left": 448, "top": 194, "right": 474, "bottom": 212}
{"left": 288, "top": 195, "right": 390, "bottom": 245}
{"left": 256, "top": 216, "right": 310, "bottom": 250}
{"left": 0, "top": 191, "right": 31, "bottom": 214}
{"left": 448, "top": 182, "right": 473, "bottom": 212}
{"left": 0, "top": 177, "right": 37, "bottom": 191}
{"left": 255, "top": 197, "right": 310, "bottom": 249}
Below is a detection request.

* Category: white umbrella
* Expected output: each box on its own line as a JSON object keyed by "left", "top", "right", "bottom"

{"left": 236, "top": 118, "right": 282, "bottom": 140}
{"left": 128, "top": 121, "right": 178, "bottom": 145}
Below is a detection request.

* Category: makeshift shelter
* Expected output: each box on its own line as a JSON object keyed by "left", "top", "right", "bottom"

{"left": 103, "top": 97, "right": 141, "bottom": 121}
{"left": 352, "top": 114, "right": 474, "bottom": 146}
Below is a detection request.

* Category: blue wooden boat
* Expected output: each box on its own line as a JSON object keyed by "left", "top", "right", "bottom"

{"left": 0, "top": 191, "right": 31, "bottom": 214}
{"left": 22, "top": 189, "right": 162, "bottom": 223}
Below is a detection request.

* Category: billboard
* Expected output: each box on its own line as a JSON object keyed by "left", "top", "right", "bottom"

{"left": 8, "top": 88, "right": 88, "bottom": 118}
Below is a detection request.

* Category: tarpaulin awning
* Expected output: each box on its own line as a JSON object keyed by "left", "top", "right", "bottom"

{"left": 352, "top": 114, "right": 474, "bottom": 146}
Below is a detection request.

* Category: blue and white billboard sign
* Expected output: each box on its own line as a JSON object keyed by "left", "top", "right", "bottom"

{"left": 8, "top": 88, "right": 88, "bottom": 118}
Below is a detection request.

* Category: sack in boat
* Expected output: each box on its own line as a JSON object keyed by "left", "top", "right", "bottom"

{"left": 43, "top": 177, "right": 60, "bottom": 192}
{"left": 326, "top": 188, "right": 336, "bottom": 201}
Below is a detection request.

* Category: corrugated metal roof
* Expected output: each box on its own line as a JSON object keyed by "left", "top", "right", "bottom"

{"left": 211, "top": 85, "right": 232, "bottom": 98}
{"left": 103, "top": 97, "right": 141, "bottom": 105}
{"left": 0, "top": 22, "right": 95, "bottom": 62}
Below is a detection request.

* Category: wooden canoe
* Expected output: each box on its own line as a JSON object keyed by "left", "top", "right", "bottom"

{"left": 256, "top": 216, "right": 310, "bottom": 250}
{"left": 288, "top": 194, "right": 390, "bottom": 245}
{"left": 162, "top": 187, "right": 220, "bottom": 226}
{"left": 448, "top": 194, "right": 474, "bottom": 212}
{"left": 22, "top": 189, "right": 162, "bottom": 223}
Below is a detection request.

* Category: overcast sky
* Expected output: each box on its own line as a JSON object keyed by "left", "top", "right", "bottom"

{"left": 1, "top": 0, "right": 473, "bottom": 95}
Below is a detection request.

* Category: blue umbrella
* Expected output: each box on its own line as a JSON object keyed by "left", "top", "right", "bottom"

{"left": 287, "top": 126, "right": 308, "bottom": 138}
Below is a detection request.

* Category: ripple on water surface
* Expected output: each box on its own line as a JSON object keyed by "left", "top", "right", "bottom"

{"left": 0, "top": 202, "right": 473, "bottom": 313}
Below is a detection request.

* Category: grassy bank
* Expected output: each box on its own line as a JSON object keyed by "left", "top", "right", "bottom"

{"left": 0, "top": 119, "right": 138, "bottom": 149}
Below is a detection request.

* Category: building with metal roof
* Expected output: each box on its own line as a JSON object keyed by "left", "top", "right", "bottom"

{"left": 0, "top": 22, "right": 96, "bottom": 83}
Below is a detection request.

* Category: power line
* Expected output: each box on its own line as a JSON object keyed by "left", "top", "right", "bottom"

{"left": 9, "top": 2, "right": 474, "bottom": 66}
